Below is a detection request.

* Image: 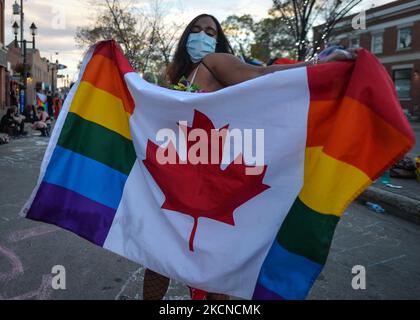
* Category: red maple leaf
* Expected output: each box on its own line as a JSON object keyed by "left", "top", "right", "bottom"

{"left": 143, "top": 110, "right": 270, "bottom": 251}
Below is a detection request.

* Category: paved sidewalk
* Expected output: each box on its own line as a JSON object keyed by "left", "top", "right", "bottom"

{"left": 2, "top": 118, "right": 420, "bottom": 227}
{"left": 1, "top": 134, "right": 420, "bottom": 300}
{"left": 358, "top": 179, "right": 420, "bottom": 225}
{"left": 372, "top": 178, "right": 419, "bottom": 202}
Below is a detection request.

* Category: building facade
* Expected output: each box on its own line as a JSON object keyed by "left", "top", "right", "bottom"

{"left": 6, "top": 42, "right": 57, "bottom": 108}
{"left": 26, "top": 48, "right": 53, "bottom": 105}
{"left": 314, "top": 0, "right": 420, "bottom": 117}
{"left": 5, "top": 43, "right": 21, "bottom": 107}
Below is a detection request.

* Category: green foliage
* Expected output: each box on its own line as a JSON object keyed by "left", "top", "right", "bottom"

{"left": 221, "top": 15, "right": 256, "bottom": 56}
{"left": 253, "top": 16, "right": 295, "bottom": 61}
{"left": 221, "top": 14, "right": 294, "bottom": 63}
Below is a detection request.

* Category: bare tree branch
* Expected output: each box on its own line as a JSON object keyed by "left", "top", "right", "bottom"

{"left": 272, "top": 0, "right": 361, "bottom": 60}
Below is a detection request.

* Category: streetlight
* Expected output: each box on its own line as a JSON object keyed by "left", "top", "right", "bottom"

{"left": 12, "top": 21, "right": 38, "bottom": 112}
{"left": 48, "top": 58, "right": 58, "bottom": 95}
{"left": 12, "top": 21, "right": 18, "bottom": 35}
{"left": 12, "top": 1, "right": 21, "bottom": 15}
{"left": 30, "top": 23, "right": 37, "bottom": 49}
{"left": 13, "top": 1, "right": 24, "bottom": 57}
{"left": 12, "top": 21, "right": 19, "bottom": 47}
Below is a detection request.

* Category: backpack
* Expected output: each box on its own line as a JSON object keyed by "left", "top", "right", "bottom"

{"left": 390, "top": 156, "right": 416, "bottom": 179}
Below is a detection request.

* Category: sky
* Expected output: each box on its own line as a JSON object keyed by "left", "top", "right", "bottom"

{"left": 4, "top": 0, "right": 394, "bottom": 85}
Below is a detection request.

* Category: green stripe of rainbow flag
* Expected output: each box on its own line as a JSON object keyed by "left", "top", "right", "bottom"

{"left": 27, "top": 41, "right": 137, "bottom": 246}
{"left": 253, "top": 50, "right": 415, "bottom": 300}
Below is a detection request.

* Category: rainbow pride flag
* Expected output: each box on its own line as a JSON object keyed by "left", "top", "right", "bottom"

{"left": 253, "top": 55, "right": 415, "bottom": 299}
{"left": 24, "top": 40, "right": 414, "bottom": 299}
{"left": 26, "top": 41, "right": 135, "bottom": 245}
{"left": 36, "top": 92, "right": 48, "bottom": 113}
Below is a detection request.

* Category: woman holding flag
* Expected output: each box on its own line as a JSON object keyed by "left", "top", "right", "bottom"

{"left": 143, "top": 13, "right": 358, "bottom": 300}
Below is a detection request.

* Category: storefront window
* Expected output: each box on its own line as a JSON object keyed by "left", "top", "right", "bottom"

{"left": 397, "top": 27, "right": 412, "bottom": 49}
{"left": 372, "top": 34, "right": 383, "bottom": 54}
{"left": 393, "top": 69, "right": 411, "bottom": 99}
{"left": 350, "top": 37, "right": 360, "bottom": 48}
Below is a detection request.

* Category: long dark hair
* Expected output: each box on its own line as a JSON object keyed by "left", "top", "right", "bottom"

{"left": 167, "top": 14, "right": 234, "bottom": 85}
{"left": 6, "top": 106, "right": 16, "bottom": 117}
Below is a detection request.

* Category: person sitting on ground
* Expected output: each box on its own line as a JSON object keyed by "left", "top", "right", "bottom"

{"left": 0, "top": 107, "right": 18, "bottom": 136}
{"left": 12, "top": 106, "right": 26, "bottom": 132}
{"left": 32, "top": 106, "right": 51, "bottom": 137}
{"left": 0, "top": 106, "right": 26, "bottom": 137}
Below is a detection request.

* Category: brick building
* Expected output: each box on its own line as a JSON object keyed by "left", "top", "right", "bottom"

{"left": 26, "top": 48, "right": 52, "bottom": 105}
{"left": 6, "top": 41, "right": 57, "bottom": 107}
{"left": 5, "top": 43, "right": 20, "bottom": 107}
{"left": 0, "top": 0, "right": 8, "bottom": 109}
{"left": 314, "top": 0, "right": 420, "bottom": 117}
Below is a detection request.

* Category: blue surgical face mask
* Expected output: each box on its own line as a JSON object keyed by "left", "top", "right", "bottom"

{"left": 186, "top": 31, "right": 217, "bottom": 63}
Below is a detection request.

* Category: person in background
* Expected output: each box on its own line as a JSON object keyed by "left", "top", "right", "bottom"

{"left": 32, "top": 106, "right": 51, "bottom": 137}
{"left": 53, "top": 94, "right": 62, "bottom": 119}
{"left": 30, "top": 105, "right": 37, "bottom": 123}
{"left": 12, "top": 106, "right": 26, "bottom": 134}
{"left": 46, "top": 92, "right": 54, "bottom": 119}
{"left": 0, "top": 106, "right": 26, "bottom": 136}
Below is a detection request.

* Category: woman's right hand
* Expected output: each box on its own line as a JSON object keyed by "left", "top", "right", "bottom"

{"left": 321, "top": 48, "right": 360, "bottom": 63}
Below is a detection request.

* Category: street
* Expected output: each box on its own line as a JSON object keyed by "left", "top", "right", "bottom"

{"left": 1, "top": 132, "right": 420, "bottom": 300}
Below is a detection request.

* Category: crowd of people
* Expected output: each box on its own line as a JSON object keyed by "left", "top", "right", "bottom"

{"left": 0, "top": 93, "right": 63, "bottom": 144}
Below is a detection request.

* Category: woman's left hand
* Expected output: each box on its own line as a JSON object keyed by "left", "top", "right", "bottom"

{"left": 322, "top": 48, "right": 360, "bottom": 63}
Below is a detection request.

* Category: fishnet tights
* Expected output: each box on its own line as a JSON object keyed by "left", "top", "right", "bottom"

{"left": 143, "top": 268, "right": 230, "bottom": 300}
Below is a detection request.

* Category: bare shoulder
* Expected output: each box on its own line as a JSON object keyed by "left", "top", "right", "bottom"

{"left": 203, "top": 53, "right": 241, "bottom": 67}
{"left": 202, "top": 53, "right": 263, "bottom": 86}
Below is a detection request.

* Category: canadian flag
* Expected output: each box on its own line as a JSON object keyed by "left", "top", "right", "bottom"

{"left": 24, "top": 40, "right": 414, "bottom": 300}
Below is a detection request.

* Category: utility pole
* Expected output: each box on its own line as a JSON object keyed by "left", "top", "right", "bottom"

{"left": 20, "top": 0, "right": 23, "bottom": 57}
{"left": 12, "top": 7, "right": 37, "bottom": 112}
{"left": 51, "top": 62, "right": 55, "bottom": 95}
{"left": 22, "top": 40, "right": 27, "bottom": 110}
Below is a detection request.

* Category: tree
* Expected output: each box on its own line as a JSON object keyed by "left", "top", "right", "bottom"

{"left": 221, "top": 14, "right": 294, "bottom": 63}
{"left": 221, "top": 15, "right": 256, "bottom": 57}
{"left": 145, "top": 0, "right": 184, "bottom": 80}
{"left": 75, "top": 0, "right": 184, "bottom": 76}
{"left": 76, "top": 0, "right": 147, "bottom": 71}
{"left": 271, "top": 0, "right": 362, "bottom": 60}
{"left": 252, "top": 16, "right": 295, "bottom": 62}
